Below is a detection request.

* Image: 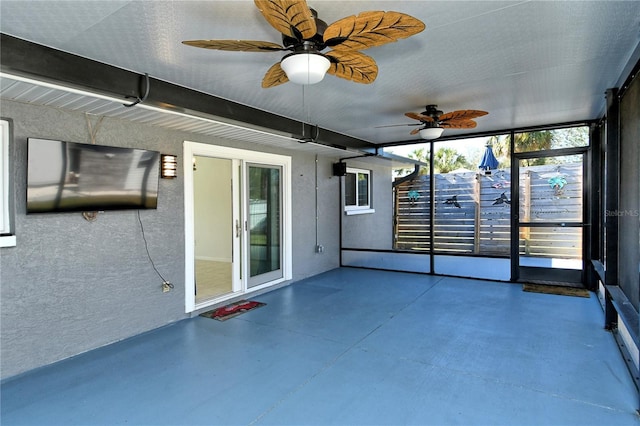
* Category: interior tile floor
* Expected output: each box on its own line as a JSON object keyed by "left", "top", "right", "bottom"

{"left": 2, "top": 268, "right": 638, "bottom": 425}
{"left": 195, "top": 259, "right": 233, "bottom": 302}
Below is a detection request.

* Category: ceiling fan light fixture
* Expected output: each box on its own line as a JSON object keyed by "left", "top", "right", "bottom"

{"left": 280, "top": 53, "right": 330, "bottom": 85}
{"left": 419, "top": 127, "right": 445, "bottom": 140}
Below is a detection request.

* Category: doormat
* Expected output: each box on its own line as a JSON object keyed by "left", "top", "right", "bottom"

{"left": 200, "top": 300, "right": 266, "bottom": 321}
{"left": 523, "top": 284, "right": 590, "bottom": 298}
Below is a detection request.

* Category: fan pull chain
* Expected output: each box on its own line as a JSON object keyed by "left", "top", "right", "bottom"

{"left": 303, "top": 84, "right": 310, "bottom": 124}
{"left": 301, "top": 84, "right": 310, "bottom": 140}
{"left": 299, "top": 81, "right": 321, "bottom": 143}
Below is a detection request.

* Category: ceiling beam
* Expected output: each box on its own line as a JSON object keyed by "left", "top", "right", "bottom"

{"left": 0, "top": 33, "right": 376, "bottom": 151}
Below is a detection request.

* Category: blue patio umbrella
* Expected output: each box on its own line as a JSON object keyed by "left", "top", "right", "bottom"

{"left": 478, "top": 142, "right": 499, "bottom": 170}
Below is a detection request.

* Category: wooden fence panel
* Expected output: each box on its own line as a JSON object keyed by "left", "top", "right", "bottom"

{"left": 433, "top": 172, "right": 476, "bottom": 253}
{"left": 394, "top": 177, "right": 431, "bottom": 250}
{"left": 394, "top": 163, "right": 583, "bottom": 258}
{"left": 478, "top": 170, "right": 511, "bottom": 255}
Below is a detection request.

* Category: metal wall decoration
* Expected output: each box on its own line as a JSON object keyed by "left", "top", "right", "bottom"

{"left": 491, "top": 180, "right": 510, "bottom": 189}
{"left": 492, "top": 192, "right": 511, "bottom": 206}
{"left": 407, "top": 190, "right": 420, "bottom": 204}
{"left": 443, "top": 195, "right": 461, "bottom": 208}
{"left": 548, "top": 175, "right": 567, "bottom": 196}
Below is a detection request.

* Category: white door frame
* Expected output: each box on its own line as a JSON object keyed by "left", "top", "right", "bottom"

{"left": 183, "top": 141, "right": 292, "bottom": 313}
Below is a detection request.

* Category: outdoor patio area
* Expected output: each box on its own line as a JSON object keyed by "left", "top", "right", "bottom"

{"left": 1, "top": 268, "right": 638, "bottom": 425}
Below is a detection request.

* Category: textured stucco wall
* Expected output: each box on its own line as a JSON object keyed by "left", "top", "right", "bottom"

{"left": 341, "top": 159, "right": 394, "bottom": 250}
{"left": 0, "top": 100, "right": 342, "bottom": 379}
{"left": 290, "top": 154, "right": 342, "bottom": 279}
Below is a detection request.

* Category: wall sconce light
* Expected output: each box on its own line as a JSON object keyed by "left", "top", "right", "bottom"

{"left": 161, "top": 154, "right": 177, "bottom": 178}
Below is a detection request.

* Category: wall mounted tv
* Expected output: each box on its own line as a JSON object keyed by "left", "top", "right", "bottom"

{"left": 27, "top": 138, "right": 160, "bottom": 214}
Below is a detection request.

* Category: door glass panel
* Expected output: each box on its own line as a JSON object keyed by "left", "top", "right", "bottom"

{"left": 518, "top": 226, "right": 582, "bottom": 269}
{"left": 518, "top": 155, "right": 583, "bottom": 223}
{"left": 193, "top": 156, "right": 233, "bottom": 302}
{"left": 515, "top": 150, "right": 585, "bottom": 283}
{"left": 248, "top": 165, "right": 282, "bottom": 287}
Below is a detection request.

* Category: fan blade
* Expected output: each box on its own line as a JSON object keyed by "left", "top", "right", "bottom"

{"left": 182, "top": 40, "right": 286, "bottom": 52}
{"left": 410, "top": 127, "right": 422, "bottom": 135}
{"left": 254, "top": 0, "right": 316, "bottom": 40}
{"left": 324, "top": 11, "right": 425, "bottom": 51}
{"left": 404, "top": 112, "right": 434, "bottom": 122}
{"left": 439, "top": 109, "right": 488, "bottom": 122}
{"left": 262, "top": 62, "right": 289, "bottom": 88}
{"left": 325, "top": 50, "right": 378, "bottom": 84}
{"left": 440, "top": 120, "right": 477, "bottom": 129}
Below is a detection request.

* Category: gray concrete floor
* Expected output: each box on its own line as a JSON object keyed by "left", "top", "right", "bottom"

{"left": 1, "top": 268, "right": 638, "bottom": 425}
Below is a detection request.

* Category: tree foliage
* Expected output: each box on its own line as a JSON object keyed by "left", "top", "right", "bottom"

{"left": 492, "top": 131, "right": 552, "bottom": 166}
{"left": 407, "top": 146, "right": 472, "bottom": 174}
{"left": 406, "top": 147, "right": 429, "bottom": 175}
{"left": 433, "top": 147, "right": 471, "bottom": 173}
{"left": 550, "top": 127, "right": 588, "bottom": 149}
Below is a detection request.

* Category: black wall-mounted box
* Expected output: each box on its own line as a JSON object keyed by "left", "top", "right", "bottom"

{"left": 332, "top": 162, "right": 347, "bottom": 176}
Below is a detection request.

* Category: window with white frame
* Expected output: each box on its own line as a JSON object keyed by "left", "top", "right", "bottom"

{"left": 0, "top": 118, "right": 15, "bottom": 247}
{"left": 344, "top": 167, "right": 374, "bottom": 215}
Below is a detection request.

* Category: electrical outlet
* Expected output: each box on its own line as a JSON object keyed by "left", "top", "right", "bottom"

{"left": 162, "top": 282, "right": 172, "bottom": 293}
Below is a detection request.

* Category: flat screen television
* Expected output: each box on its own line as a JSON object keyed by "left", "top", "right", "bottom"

{"left": 27, "top": 138, "right": 160, "bottom": 213}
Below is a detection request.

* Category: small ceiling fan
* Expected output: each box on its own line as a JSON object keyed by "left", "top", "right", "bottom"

{"left": 182, "top": 0, "right": 425, "bottom": 88}
{"left": 381, "top": 105, "right": 489, "bottom": 139}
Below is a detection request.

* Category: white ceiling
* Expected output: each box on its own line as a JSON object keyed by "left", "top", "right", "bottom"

{"left": 1, "top": 0, "right": 639, "bottom": 146}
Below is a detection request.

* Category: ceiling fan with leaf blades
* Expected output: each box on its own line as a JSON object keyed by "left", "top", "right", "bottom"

{"left": 379, "top": 105, "right": 489, "bottom": 139}
{"left": 182, "top": 0, "right": 425, "bottom": 88}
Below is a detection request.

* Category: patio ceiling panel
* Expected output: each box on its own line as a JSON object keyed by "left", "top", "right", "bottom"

{"left": 0, "top": 74, "right": 364, "bottom": 159}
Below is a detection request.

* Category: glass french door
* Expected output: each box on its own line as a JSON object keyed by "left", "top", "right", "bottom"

{"left": 184, "top": 141, "right": 291, "bottom": 313}
{"left": 246, "top": 164, "right": 283, "bottom": 288}
{"left": 192, "top": 156, "right": 239, "bottom": 303}
{"left": 512, "top": 147, "right": 588, "bottom": 284}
